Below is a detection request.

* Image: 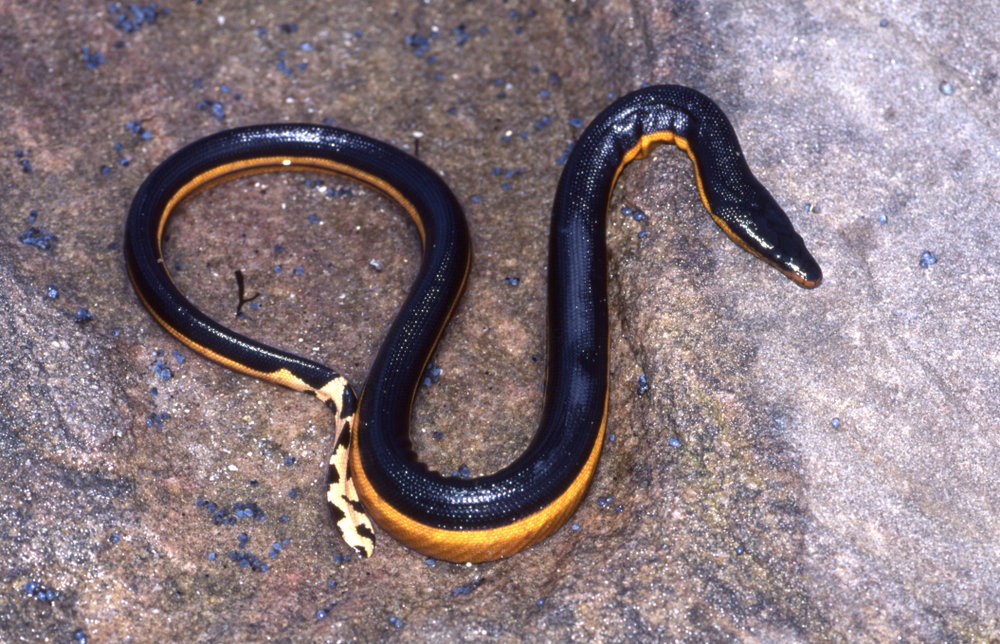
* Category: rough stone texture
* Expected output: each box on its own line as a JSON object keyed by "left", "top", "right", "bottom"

{"left": 2, "top": 0, "right": 999, "bottom": 642}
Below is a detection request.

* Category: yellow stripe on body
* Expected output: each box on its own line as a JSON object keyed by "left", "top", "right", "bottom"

{"left": 349, "top": 389, "right": 608, "bottom": 564}
{"left": 156, "top": 155, "right": 427, "bottom": 257}
{"left": 145, "top": 154, "right": 432, "bottom": 391}
{"left": 614, "top": 133, "right": 817, "bottom": 288}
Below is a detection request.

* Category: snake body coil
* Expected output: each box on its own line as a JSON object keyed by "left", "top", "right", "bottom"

{"left": 124, "top": 85, "right": 821, "bottom": 563}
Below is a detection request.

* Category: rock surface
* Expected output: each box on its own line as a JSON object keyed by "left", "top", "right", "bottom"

{"left": 2, "top": 1, "right": 999, "bottom": 642}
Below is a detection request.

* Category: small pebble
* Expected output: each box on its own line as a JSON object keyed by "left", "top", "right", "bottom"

{"left": 18, "top": 227, "right": 58, "bottom": 250}
{"left": 81, "top": 46, "right": 105, "bottom": 68}
{"left": 153, "top": 359, "right": 172, "bottom": 381}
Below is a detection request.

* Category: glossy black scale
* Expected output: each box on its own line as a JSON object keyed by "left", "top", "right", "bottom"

{"left": 125, "top": 85, "right": 821, "bottom": 551}
{"left": 357, "top": 85, "right": 821, "bottom": 530}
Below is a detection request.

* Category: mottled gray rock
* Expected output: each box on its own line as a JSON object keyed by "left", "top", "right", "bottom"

{"left": 2, "top": 1, "right": 999, "bottom": 642}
